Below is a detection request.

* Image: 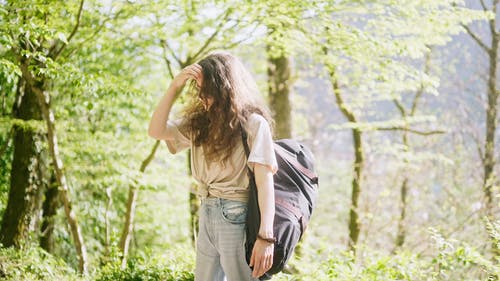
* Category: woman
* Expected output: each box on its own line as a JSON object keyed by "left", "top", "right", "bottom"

{"left": 148, "top": 51, "right": 277, "bottom": 281}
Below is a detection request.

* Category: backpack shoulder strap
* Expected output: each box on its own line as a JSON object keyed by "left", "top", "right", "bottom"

{"left": 241, "top": 128, "right": 251, "bottom": 158}
{"left": 240, "top": 128, "right": 256, "bottom": 180}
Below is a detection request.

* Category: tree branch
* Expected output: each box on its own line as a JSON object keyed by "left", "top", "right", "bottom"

{"left": 330, "top": 70, "right": 357, "bottom": 123}
{"left": 119, "top": 140, "right": 161, "bottom": 267}
{"left": 479, "top": 0, "right": 489, "bottom": 11}
{"left": 392, "top": 98, "right": 407, "bottom": 117}
{"left": 66, "top": 0, "right": 85, "bottom": 44}
{"left": 50, "top": 0, "right": 85, "bottom": 60}
{"left": 462, "top": 24, "right": 490, "bottom": 53}
{"left": 323, "top": 26, "right": 357, "bottom": 124}
{"left": 471, "top": 132, "right": 485, "bottom": 166}
{"left": 410, "top": 88, "right": 424, "bottom": 117}
{"left": 65, "top": 7, "right": 126, "bottom": 59}
{"left": 149, "top": 13, "right": 183, "bottom": 67}
{"left": 492, "top": 0, "right": 499, "bottom": 36}
{"left": 163, "top": 39, "right": 182, "bottom": 67}
{"left": 377, "top": 127, "right": 445, "bottom": 135}
{"left": 485, "top": 0, "right": 497, "bottom": 38}
{"left": 201, "top": 22, "right": 260, "bottom": 55}
{"left": 410, "top": 50, "right": 432, "bottom": 116}
{"left": 191, "top": 7, "right": 233, "bottom": 61}
{"left": 160, "top": 39, "right": 175, "bottom": 79}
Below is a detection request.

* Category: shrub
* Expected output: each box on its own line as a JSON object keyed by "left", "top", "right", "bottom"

{"left": 286, "top": 226, "right": 500, "bottom": 281}
{"left": 0, "top": 246, "right": 82, "bottom": 281}
{"left": 96, "top": 256, "right": 194, "bottom": 281}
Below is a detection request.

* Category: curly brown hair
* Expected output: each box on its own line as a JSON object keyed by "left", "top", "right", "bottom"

{"left": 182, "top": 51, "right": 273, "bottom": 164}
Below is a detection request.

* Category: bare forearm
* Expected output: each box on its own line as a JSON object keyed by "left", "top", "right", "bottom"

{"left": 148, "top": 84, "right": 181, "bottom": 140}
{"left": 251, "top": 164, "right": 275, "bottom": 278}
{"left": 254, "top": 164, "right": 275, "bottom": 238}
{"left": 148, "top": 63, "right": 202, "bottom": 140}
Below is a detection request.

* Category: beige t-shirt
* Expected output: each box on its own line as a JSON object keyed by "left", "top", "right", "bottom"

{"left": 165, "top": 113, "right": 278, "bottom": 202}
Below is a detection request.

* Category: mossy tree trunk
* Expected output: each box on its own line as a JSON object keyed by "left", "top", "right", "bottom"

{"left": 348, "top": 128, "right": 363, "bottom": 253}
{"left": 267, "top": 49, "right": 292, "bottom": 139}
{"left": 327, "top": 66, "right": 364, "bottom": 254}
{"left": 0, "top": 77, "right": 48, "bottom": 248}
{"left": 267, "top": 49, "right": 301, "bottom": 262}
{"left": 18, "top": 59, "right": 88, "bottom": 273}
{"left": 463, "top": 1, "right": 499, "bottom": 257}
{"left": 482, "top": 20, "right": 498, "bottom": 220}
{"left": 40, "top": 174, "right": 59, "bottom": 253}
{"left": 1, "top": 0, "right": 89, "bottom": 272}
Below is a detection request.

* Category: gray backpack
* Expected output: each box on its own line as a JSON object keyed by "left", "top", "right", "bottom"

{"left": 241, "top": 131, "right": 319, "bottom": 280}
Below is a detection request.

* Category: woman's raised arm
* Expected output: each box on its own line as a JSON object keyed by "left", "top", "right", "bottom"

{"left": 148, "top": 63, "right": 202, "bottom": 140}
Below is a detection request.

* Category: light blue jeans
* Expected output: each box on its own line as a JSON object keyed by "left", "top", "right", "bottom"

{"left": 195, "top": 197, "right": 259, "bottom": 281}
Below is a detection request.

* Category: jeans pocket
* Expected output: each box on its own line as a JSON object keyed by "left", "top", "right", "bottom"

{"left": 221, "top": 199, "right": 247, "bottom": 224}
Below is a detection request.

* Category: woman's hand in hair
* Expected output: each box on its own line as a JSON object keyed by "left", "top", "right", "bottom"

{"left": 171, "top": 63, "right": 203, "bottom": 90}
{"left": 148, "top": 63, "right": 202, "bottom": 140}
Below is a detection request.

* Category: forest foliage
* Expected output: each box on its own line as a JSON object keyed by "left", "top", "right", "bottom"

{"left": 0, "top": 0, "right": 499, "bottom": 280}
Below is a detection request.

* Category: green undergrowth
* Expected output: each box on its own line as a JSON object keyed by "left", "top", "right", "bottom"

{"left": 0, "top": 227, "right": 498, "bottom": 281}
{"left": 288, "top": 226, "right": 500, "bottom": 281}
{"left": 0, "top": 246, "right": 81, "bottom": 281}
{"left": 96, "top": 258, "right": 194, "bottom": 281}
{"left": 95, "top": 244, "right": 196, "bottom": 281}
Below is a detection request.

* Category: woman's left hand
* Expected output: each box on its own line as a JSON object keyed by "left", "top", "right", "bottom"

{"left": 249, "top": 239, "right": 274, "bottom": 278}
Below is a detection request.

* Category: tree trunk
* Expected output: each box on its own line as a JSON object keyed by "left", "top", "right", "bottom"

{"left": 394, "top": 107, "right": 411, "bottom": 251}
{"left": 464, "top": 2, "right": 499, "bottom": 259}
{"left": 393, "top": 51, "right": 430, "bottom": 250}
{"left": 483, "top": 21, "right": 499, "bottom": 258}
{"left": 348, "top": 128, "right": 363, "bottom": 253}
{"left": 483, "top": 30, "right": 498, "bottom": 217}
{"left": 395, "top": 178, "right": 408, "bottom": 248}
{"left": 104, "top": 187, "right": 112, "bottom": 259}
{"left": 394, "top": 124, "right": 410, "bottom": 250}
{"left": 267, "top": 50, "right": 292, "bottom": 139}
{"left": 19, "top": 62, "right": 88, "bottom": 274}
{"left": 327, "top": 67, "right": 364, "bottom": 254}
{"left": 40, "top": 173, "right": 59, "bottom": 253}
{"left": 188, "top": 149, "right": 199, "bottom": 247}
{"left": 0, "top": 77, "right": 48, "bottom": 248}
{"left": 119, "top": 140, "right": 160, "bottom": 267}
{"left": 189, "top": 180, "right": 199, "bottom": 247}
